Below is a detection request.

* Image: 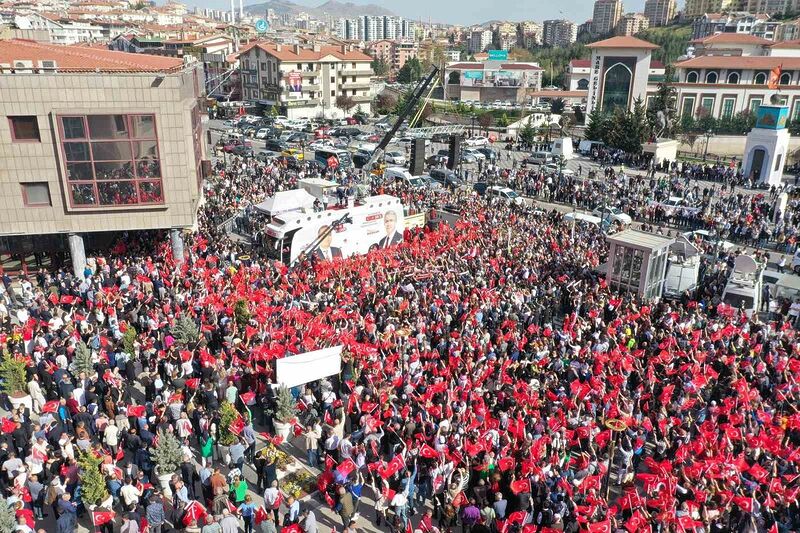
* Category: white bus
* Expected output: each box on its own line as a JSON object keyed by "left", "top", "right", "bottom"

{"left": 262, "top": 195, "right": 406, "bottom": 264}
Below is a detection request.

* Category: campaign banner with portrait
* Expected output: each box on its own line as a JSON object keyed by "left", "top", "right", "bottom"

{"left": 289, "top": 200, "right": 405, "bottom": 263}
{"left": 287, "top": 71, "right": 302, "bottom": 94}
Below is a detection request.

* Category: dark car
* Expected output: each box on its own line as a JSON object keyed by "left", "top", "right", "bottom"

{"left": 285, "top": 132, "right": 308, "bottom": 143}
{"left": 265, "top": 139, "right": 289, "bottom": 152}
{"left": 275, "top": 155, "right": 302, "bottom": 170}
{"left": 431, "top": 133, "right": 452, "bottom": 143}
{"left": 473, "top": 181, "right": 488, "bottom": 196}
{"left": 353, "top": 151, "right": 371, "bottom": 168}
{"left": 437, "top": 148, "right": 449, "bottom": 157}
{"left": 231, "top": 145, "right": 254, "bottom": 157}
{"left": 427, "top": 154, "right": 448, "bottom": 166}
{"left": 430, "top": 168, "right": 463, "bottom": 188}
{"left": 476, "top": 147, "right": 497, "bottom": 161}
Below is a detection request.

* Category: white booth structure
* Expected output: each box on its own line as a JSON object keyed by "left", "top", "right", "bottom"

{"left": 606, "top": 230, "right": 675, "bottom": 299}
{"left": 743, "top": 104, "right": 790, "bottom": 187}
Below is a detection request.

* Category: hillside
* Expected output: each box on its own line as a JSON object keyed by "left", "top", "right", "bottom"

{"left": 636, "top": 24, "right": 693, "bottom": 65}
{"left": 244, "top": 0, "right": 396, "bottom": 18}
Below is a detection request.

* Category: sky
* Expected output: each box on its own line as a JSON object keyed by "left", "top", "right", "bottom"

{"left": 190, "top": 0, "right": 676, "bottom": 26}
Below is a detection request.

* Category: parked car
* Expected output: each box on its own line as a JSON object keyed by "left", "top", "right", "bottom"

{"left": 281, "top": 148, "right": 304, "bottom": 160}
{"left": 222, "top": 140, "right": 252, "bottom": 152}
{"left": 476, "top": 147, "right": 497, "bottom": 161}
{"left": 430, "top": 168, "right": 463, "bottom": 189}
{"left": 487, "top": 185, "right": 524, "bottom": 205}
{"left": 473, "top": 182, "right": 488, "bottom": 195}
{"left": 255, "top": 128, "right": 274, "bottom": 140}
{"left": 682, "top": 230, "right": 735, "bottom": 253}
{"left": 464, "top": 136, "right": 490, "bottom": 147}
{"left": 385, "top": 151, "right": 406, "bottom": 165}
{"left": 255, "top": 150, "right": 280, "bottom": 162}
{"left": 264, "top": 139, "right": 289, "bottom": 152}
{"left": 592, "top": 206, "right": 633, "bottom": 226}
{"left": 421, "top": 175, "right": 445, "bottom": 191}
{"left": 460, "top": 152, "right": 477, "bottom": 164}
{"left": 231, "top": 144, "right": 254, "bottom": 157}
{"left": 427, "top": 154, "right": 449, "bottom": 166}
{"left": 353, "top": 151, "right": 372, "bottom": 168}
{"left": 309, "top": 140, "right": 335, "bottom": 151}
{"left": 463, "top": 148, "right": 485, "bottom": 161}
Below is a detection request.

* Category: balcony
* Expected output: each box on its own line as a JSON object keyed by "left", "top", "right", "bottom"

{"left": 340, "top": 67, "right": 368, "bottom": 75}
{"left": 351, "top": 95, "right": 373, "bottom": 103}
{"left": 339, "top": 81, "right": 371, "bottom": 90}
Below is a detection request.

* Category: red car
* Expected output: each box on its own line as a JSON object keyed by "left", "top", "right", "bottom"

{"left": 314, "top": 127, "right": 331, "bottom": 139}
{"left": 222, "top": 140, "right": 252, "bottom": 153}
{"left": 345, "top": 116, "right": 358, "bottom": 125}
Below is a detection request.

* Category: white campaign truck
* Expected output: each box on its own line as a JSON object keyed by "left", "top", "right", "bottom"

{"left": 299, "top": 177, "right": 340, "bottom": 204}
{"left": 721, "top": 255, "right": 763, "bottom": 318}
{"left": 663, "top": 237, "right": 700, "bottom": 299}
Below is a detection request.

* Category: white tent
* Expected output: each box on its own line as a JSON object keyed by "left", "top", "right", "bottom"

{"left": 254, "top": 189, "right": 316, "bottom": 216}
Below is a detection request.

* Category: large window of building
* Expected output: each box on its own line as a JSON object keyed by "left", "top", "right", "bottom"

{"left": 58, "top": 114, "right": 163, "bottom": 208}
{"left": 9, "top": 116, "right": 41, "bottom": 142}
{"left": 721, "top": 97, "right": 736, "bottom": 119}
{"left": 601, "top": 63, "right": 632, "bottom": 112}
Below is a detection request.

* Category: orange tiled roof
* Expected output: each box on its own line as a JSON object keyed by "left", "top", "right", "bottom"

{"left": 589, "top": 36, "right": 659, "bottom": 49}
{"left": 770, "top": 39, "right": 800, "bottom": 49}
{"left": 0, "top": 39, "right": 185, "bottom": 73}
{"left": 690, "top": 33, "right": 773, "bottom": 45}
{"left": 239, "top": 41, "right": 371, "bottom": 61}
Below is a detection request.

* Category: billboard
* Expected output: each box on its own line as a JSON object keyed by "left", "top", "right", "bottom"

{"left": 290, "top": 204, "right": 405, "bottom": 262}
{"left": 463, "top": 70, "right": 484, "bottom": 80}
{"left": 276, "top": 346, "right": 342, "bottom": 388}
{"left": 287, "top": 71, "right": 302, "bottom": 94}
{"left": 488, "top": 49, "right": 508, "bottom": 61}
{"left": 755, "top": 105, "right": 789, "bottom": 130}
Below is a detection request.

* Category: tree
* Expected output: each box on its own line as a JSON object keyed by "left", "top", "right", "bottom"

{"left": 275, "top": 385, "right": 298, "bottom": 423}
{"left": 171, "top": 315, "right": 199, "bottom": 347}
{"left": 373, "top": 92, "right": 396, "bottom": 115}
{"left": 335, "top": 95, "right": 356, "bottom": 115}
{"left": 72, "top": 341, "right": 94, "bottom": 375}
{"left": 519, "top": 121, "right": 535, "bottom": 146}
{"left": 78, "top": 451, "right": 109, "bottom": 507}
{"left": 497, "top": 112, "right": 510, "bottom": 128}
{"left": 152, "top": 429, "right": 182, "bottom": 476}
{"left": 584, "top": 108, "right": 610, "bottom": 143}
{"left": 550, "top": 98, "right": 566, "bottom": 115}
{"left": 234, "top": 299, "right": 251, "bottom": 330}
{"left": 680, "top": 132, "right": 699, "bottom": 153}
{"left": 605, "top": 100, "right": 648, "bottom": 155}
{"left": 647, "top": 64, "right": 678, "bottom": 139}
{"left": 122, "top": 325, "right": 137, "bottom": 356}
{"left": 447, "top": 71, "right": 461, "bottom": 85}
{"left": 219, "top": 401, "right": 242, "bottom": 446}
{"left": 370, "top": 58, "right": 389, "bottom": 76}
{"left": 478, "top": 113, "right": 492, "bottom": 133}
{"left": 0, "top": 354, "right": 27, "bottom": 396}
{"left": 0, "top": 500, "right": 15, "bottom": 533}
{"left": 397, "top": 57, "right": 423, "bottom": 83}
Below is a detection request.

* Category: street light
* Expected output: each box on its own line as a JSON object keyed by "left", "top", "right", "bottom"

{"left": 703, "top": 129, "right": 714, "bottom": 161}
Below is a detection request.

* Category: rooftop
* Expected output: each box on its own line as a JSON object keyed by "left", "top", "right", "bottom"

{"left": 0, "top": 39, "right": 186, "bottom": 73}
{"left": 770, "top": 39, "right": 800, "bottom": 49}
{"left": 239, "top": 42, "right": 371, "bottom": 62}
{"left": 588, "top": 36, "right": 659, "bottom": 50}
{"left": 690, "top": 33, "right": 773, "bottom": 45}
{"left": 675, "top": 54, "right": 800, "bottom": 70}
{"left": 606, "top": 229, "right": 675, "bottom": 251}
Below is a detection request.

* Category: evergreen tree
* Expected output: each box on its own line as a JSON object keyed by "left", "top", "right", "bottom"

{"left": 171, "top": 315, "right": 199, "bottom": 347}
{"left": 73, "top": 341, "right": 94, "bottom": 375}
{"left": 584, "top": 108, "right": 609, "bottom": 143}
{"left": 275, "top": 385, "right": 298, "bottom": 423}
{"left": 78, "top": 452, "right": 109, "bottom": 506}
{"left": 519, "top": 121, "right": 535, "bottom": 146}
{"left": 370, "top": 58, "right": 389, "bottom": 76}
{"left": 152, "top": 429, "right": 182, "bottom": 475}
{"left": 397, "top": 58, "right": 423, "bottom": 83}
{"left": 219, "top": 401, "right": 242, "bottom": 446}
{"left": 0, "top": 499, "right": 15, "bottom": 533}
{"left": 234, "top": 299, "right": 251, "bottom": 330}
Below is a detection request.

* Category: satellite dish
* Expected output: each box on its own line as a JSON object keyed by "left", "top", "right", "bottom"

{"left": 733, "top": 255, "right": 758, "bottom": 274}
{"left": 255, "top": 19, "right": 269, "bottom": 33}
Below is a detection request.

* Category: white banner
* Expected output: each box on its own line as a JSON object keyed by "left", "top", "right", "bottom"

{"left": 275, "top": 345, "right": 343, "bottom": 389}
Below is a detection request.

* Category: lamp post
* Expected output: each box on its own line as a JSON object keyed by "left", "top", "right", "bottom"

{"left": 703, "top": 129, "right": 714, "bottom": 161}
{"left": 470, "top": 114, "right": 477, "bottom": 136}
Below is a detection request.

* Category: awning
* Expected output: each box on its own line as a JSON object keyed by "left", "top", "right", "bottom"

{"left": 254, "top": 189, "right": 316, "bottom": 215}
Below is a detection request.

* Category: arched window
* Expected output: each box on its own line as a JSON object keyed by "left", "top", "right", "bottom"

{"left": 705, "top": 71, "right": 718, "bottom": 84}
{"left": 727, "top": 72, "right": 739, "bottom": 84}
{"left": 754, "top": 72, "right": 768, "bottom": 84}
{"left": 686, "top": 71, "right": 699, "bottom": 83}
{"left": 780, "top": 72, "right": 792, "bottom": 85}
{"left": 602, "top": 63, "right": 633, "bottom": 111}
{"left": 577, "top": 78, "right": 589, "bottom": 90}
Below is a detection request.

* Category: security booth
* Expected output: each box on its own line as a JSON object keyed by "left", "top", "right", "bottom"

{"left": 606, "top": 230, "right": 675, "bottom": 300}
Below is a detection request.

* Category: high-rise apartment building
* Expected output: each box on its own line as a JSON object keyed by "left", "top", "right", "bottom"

{"left": 334, "top": 15, "right": 416, "bottom": 42}
{"left": 643, "top": 0, "right": 676, "bottom": 26}
{"left": 542, "top": 19, "right": 578, "bottom": 46}
{"left": 683, "top": 0, "right": 738, "bottom": 19}
{"left": 593, "top": 0, "right": 623, "bottom": 35}
{"left": 617, "top": 13, "right": 650, "bottom": 35}
{"left": 468, "top": 30, "right": 493, "bottom": 53}
{"left": 741, "top": 0, "right": 800, "bottom": 13}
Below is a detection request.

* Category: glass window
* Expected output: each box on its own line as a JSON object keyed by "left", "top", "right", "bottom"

{"left": 61, "top": 116, "right": 86, "bottom": 139}
{"left": 88, "top": 115, "right": 129, "bottom": 139}
{"left": 21, "top": 182, "right": 50, "bottom": 206}
{"left": 754, "top": 72, "right": 767, "bottom": 85}
{"left": 9, "top": 116, "right": 40, "bottom": 141}
{"left": 700, "top": 97, "right": 714, "bottom": 114}
{"left": 681, "top": 97, "right": 695, "bottom": 117}
{"left": 792, "top": 100, "right": 800, "bottom": 121}
{"left": 722, "top": 98, "right": 735, "bottom": 119}
{"left": 686, "top": 71, "right": 699, "bottom": 83}
{"left": 749, "top": 98, "right": 763, "bottom": 113}
{"left": 727, "top": 72, "right": 739, "bottom": 84}
{"left": 58, "top": 114, "right": 162, "bottom": 208}
{"left": 705, "top": 72, "right": 718, "bottom": 83}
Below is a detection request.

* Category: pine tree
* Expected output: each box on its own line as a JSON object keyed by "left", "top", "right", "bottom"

{"left": 171, "top": 315, "right": 199, "bottom": 347}
{"left": 78, "top": 452, "right": 109, "bottom": 506}
{"left": 584, "top": 108, "right": 609, "bottom": 144}
{"left": 275, "top": 385, "right": 298, "bottom": 423}
{"left": 152, "top": 429, "right": 182, "bottom": 475}
{"left": 520, "top": 121, "right": 535, "bottom": 146}
{"left": 234, "top": 299, "right": 251, "bottom": 330}
{"left": 72, "top": 341, "right": 94, "bottom": 375}
{"left": 219, "top": 401, "right": 241, "bottom": 446}
{"left": 0, "top": 499, "right": 14, "bottom": 532}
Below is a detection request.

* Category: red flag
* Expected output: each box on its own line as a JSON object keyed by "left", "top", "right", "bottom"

{"left": 230, "top": 415, "right": 245, "bottom": 435}
{"left": 127, "top": 405, "right": 146, "bottom": 418}
{"left": 255, "top": 507, "right": 269, "bottom": 525}
{"left": 41, "top": 400, "right": 60, "bottom": 414}
{"left": 732, "top": 496, "right": 753, "bottom": 513}
{"left": 336, "top": 458, "right": 358, "bottom": 476}
{"left": 282, "top": 525, "right": 302, "bottom": 533}
{"left": 92, "top": 510, "right": 115, "bottom": 526}
{"left": 768, "top": 65, "right": 782, "bottom": 90}
{"left": 625, "top": 510, "right": 647, "bottom": 533}
{"left": 240, "top": 392, "right": 256, "bottom": 404}
{"left": 115, "top": 447, "right": 125, "bottom": 461}
{"left": 677, "top": 515, "right": 703, "bottom": 530}
{"left": 419, "top": 444, "right": 439, "bottom": 459}
{"left": 182, "top": 501, "right": 207, "bottom": 526}
{"left": 379, "top": 454, "right": 406, "bottom": 479}
{"left": 185, "top": 378, "right": 200, "bottom": 390}
{"left": 510, "top": 478, "right": 530, "bottom": 494}
{"left": 0, "top": 418, "right": 15, "bottom": 433}
{"left": 588, "top": 520, "right": 612, "bottom": 533}
{"left": 498, "top": 457, "right": 515, "bottom": 471}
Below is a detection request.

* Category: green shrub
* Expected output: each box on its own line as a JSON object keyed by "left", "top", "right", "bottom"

{"left": 0, "top": 354, "right": 27, "bottom": 396}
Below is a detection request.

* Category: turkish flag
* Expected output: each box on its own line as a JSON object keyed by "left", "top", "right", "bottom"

{"left": 498, "top": 457, "right": 515, "bottom": 471}
{"left": 185, "top": 378, "right": 200, "bottom": 390}
{"left": 768, "top": 65, "right": 782, "bottom": 90}
{"left": 240, "top": 392, "right": 256, "bottom": 404}
{"left": 588, "top": 520, "right": 611, "bottom": 533}
{"left": 282, "top": 525, "right": 302, "bottom": 533}
{"left": 127, "top": 405, "right": 146, "bottom": 418}
{"left": 230, "top": 415, "right": 245, "bottom": 435}
{"left": 625, "top": 510, "right": 647, "bottom": 533}
{"left": 254, "top": 507, "right": 269, "bottom": 525}
{"left": 732, "top": 496, "right": 753, "bottom": 513}
{"left": 510, "top": 478, "right": 531, "bottom": 495}
{"left": 419, "top": 444, "right": 439, "bottom": 459}
{"left": 41, "top": 400, "right": 60, "bottom": 414}
{"left": 0, "top": 419, "right": 15, "bottom": 433}
{"left": 92, "top": 510, "right": 115, "bottom": 526}
{"left": 336, "top": 458, "right": 358, "bottom": 476}
{"left": 677, "top": 515, "right": 703, "bottom": 530}
{"left": 182, "top": 501, "right": 207, "bottom": 526}
{"left": 379, "top": 454, "right": 406, "bottom": 479}
{"left": 115, "top": 447, "right": 125, "bottom": 461}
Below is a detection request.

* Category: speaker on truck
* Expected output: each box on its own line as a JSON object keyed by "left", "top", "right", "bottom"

{"left": 447, "top": 135, "right": 461, "bottom": 170}
{"left": 410, "top": 138, "right": 426, "bottom": 176}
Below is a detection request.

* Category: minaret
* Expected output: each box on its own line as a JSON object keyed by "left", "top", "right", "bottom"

{"left": 239, "top": 0, "right": 244, "bottom": 21}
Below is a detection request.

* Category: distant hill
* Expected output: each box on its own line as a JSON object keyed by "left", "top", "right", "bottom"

{"left": 244, "top": 0, "right": 396, "bottom": 19}
{"left": 636, "top": 24, "right": 694, "bottom": 65}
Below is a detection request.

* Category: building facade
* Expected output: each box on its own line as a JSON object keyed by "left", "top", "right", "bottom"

{"left": 617, "top": 13, "right": 651, "bottom": 36}
{"left": 468, "top": 30, "right": 493, "bottom": 54}
{"left": 238, "top": 43, "right": 373, "bottom": 119}
{"left": 334, "top": 15, "right": 416, "bottom": 42}
{"left": 683, "top": 0, "right": 739, "bottom": 19}
{"left": 643, "top": 0, "right": 676, "bottom": 27}
{"left": 444, "top": 60, "right": 542, "bottom": 103}
{"left": 0, "top": 39, "right": 206, "bottom": 272}
{"left": 367, "top": 39, "right": 418, "bottom": 71}
{"left": 593, "top": 0, "right": 623, "bottom": 35}
{"left": 543, "top": 19, "right": 578, "bottom": 47}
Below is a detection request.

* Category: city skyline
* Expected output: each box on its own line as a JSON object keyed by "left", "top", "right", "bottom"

{"left": 204, "top": 0, "right": 685, "bottom": 26}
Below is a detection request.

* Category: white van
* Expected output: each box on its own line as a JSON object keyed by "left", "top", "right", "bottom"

{"left": 486, "top": 186, "right": 524, "bottom": 205}
{"left": 526, "top": 151, "right": 552, "bottom": 165}
{"left": 384, "top": 167, "right": 426, "bottom": 189}
{"left": 721, "top": 255, "right": 763, "bottom": 318}
{"left": 564, "top": 212, "right": 602, "bottom": 228}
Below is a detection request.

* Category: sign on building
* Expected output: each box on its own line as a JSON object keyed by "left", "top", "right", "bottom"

{"left": 487, "top": 50, "right": 508, "bottom": 61}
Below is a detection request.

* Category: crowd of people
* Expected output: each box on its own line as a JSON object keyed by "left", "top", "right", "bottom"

{"left": 1, "top": 138, "right": 800, "bottom": 533}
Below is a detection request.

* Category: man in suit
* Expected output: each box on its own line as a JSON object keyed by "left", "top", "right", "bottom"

{"left": 313, "top": 225, "right": 342, "bottom": 261}
{"left": 378, "top": 210, "right": 403, "bottom": 249}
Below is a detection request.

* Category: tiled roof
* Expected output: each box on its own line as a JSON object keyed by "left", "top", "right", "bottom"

{"left": 675, "top": 54, "right": 800, "bottom": 69}
{"left": 589, "top": 36, "right": 659, "bottom": 49}
{"left": 690, "top": 33, "right": 773, "bottom": 45}
{"left": 530, "top": 90, "right": 587, "bottom": 97}
{"left": 569, "top": 59, "right": 590, "bottom": 68}
{"left": 770, "top": 39, "right": 800, "bottom": 49}
{"left": 239, "top": 41, "right": 371, "bottom": 61}
{"left": 0, "top": 39, "right": 185, "bottom": 73}
{"left": 500, "top": 63, "right": 541, "bottom": 70}
{"left": 448, "top": 62, "right": 484, "bottom": 69}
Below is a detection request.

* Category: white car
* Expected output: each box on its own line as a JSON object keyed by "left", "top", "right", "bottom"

{"left": 592, "top": 206, "right": 632, "bottom": 226}
{"left": 682, "top": 230, "right": 735, "bottom": 252}
{"left": 486, "top": 186, "right": 524, "bottom": 205}
{"left": 309, "top": 140, "right": 334, "bottom": 151}
{"left": 385, "top": 151, "right": 406, "bottom": 165}
{"left": 464, "top": 136, "right": 490, "bottom": 147}
{"left": 255, "top": 128, "right": 271, "bottom": 139}
{"left": 543, "top": 163, "right": 574, "bottom": 176}
{"left": 463, "top": 148, "right": 485, "bottom": 161}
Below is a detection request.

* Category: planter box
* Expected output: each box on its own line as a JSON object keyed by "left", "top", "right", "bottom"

{"left": 278, "top": 464, "right": 318, "bottom": 503}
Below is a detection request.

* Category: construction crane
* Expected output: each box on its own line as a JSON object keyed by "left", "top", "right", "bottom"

{"left": 363, "top": 66, "right": 440, "bottom": 173}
